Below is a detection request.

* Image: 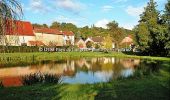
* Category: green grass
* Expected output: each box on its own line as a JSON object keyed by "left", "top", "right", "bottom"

{"left": 0, "top": 62, "right": 169, "bottom": 100}
{"left": 0, "top": 52, "right": 169, "bottom": 67}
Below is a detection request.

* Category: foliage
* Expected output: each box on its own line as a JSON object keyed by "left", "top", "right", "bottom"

{"left": 22, "top": 72, "right": 61, "bottom": 85}
{"left": 32, "top": 23, "right": 48, "bottom": 28}
{"left": 86, "top": 41, "right": 93, "bottom": 48}
{"left": 0, "top": 0, "right": 23, "bottom": 45}
{"left": 135, "top": 0, "right": 169, "bottom": 56}
{"left": 107, "top": 21, "right": 126, "bottom": 49}
{"left": 103, "top": 34, "right": 113, "bottom": 49}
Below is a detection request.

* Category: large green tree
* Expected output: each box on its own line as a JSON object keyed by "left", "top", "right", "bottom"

{"left": 160, "top": 0, "right": 170, "bottom": 56}
{"left": 135, "top": 0, "right": 169, "bottom": 56}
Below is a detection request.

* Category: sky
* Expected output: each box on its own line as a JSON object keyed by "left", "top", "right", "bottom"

{"left": 19, "top": 0, "right": 167, "bottom": 30}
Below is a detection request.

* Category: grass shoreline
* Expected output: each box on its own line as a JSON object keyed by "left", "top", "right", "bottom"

{"left": 0, "top": 52, "right": 169, "bottom": 60}
{"left": 0, "top": 52, "right": 169, "bottom": 67}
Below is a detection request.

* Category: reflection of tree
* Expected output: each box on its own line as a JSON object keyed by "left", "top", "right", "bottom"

{"left": 133, "top": 60, "right": 160, "bottom": 78}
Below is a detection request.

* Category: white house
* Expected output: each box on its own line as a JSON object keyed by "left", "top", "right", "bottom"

{"left": 62, "top": 31, "right": 75, "bottom": 46}
{"left": 0, "top": 20, "right": 35, "bottom": 46}
{"left": 34, "top": 28, "right": 64, "bottom": 46}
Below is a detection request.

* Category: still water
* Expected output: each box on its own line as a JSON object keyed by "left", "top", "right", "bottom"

{"left": 0, "top": 57, "right": 161, "bottom": 87}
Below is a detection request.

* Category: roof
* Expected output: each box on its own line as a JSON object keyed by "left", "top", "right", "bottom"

{"left": 34, "top": 28, "right": 63, "bottom": 35}
{"left": 91, "top": 37, "right": 104, "bottom": 43}
{"left": 75, "top": 38, "right": 85, "bottom": 44}
{"left": 120, "top": 36, "right": 133, "bottom": 45}
{"left": 5, "top": 20, "right": 34, "bottom": 36}
{"left": 63, "top": 31, "right": 74, "bottom": 36}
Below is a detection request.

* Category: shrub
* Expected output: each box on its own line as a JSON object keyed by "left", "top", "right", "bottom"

{"left": 22, "top": 72, "right": 61, "bottom": 85}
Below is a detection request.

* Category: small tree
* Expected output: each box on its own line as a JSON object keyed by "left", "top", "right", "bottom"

{"left": 103, "top": 34, "right": 113, "bottom": 51}
{"left": 86, "top": 41, "right": 93, "bottom": 48}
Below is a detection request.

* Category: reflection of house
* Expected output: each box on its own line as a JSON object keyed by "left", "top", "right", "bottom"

{"left": 63, "top": 31, "right": 74, "bottom": 46}
{"left": 34, "top": 28, "right": 64, "bottom": 46}
{"left": 0, "top": 20, "right": 35, "bottom": 46}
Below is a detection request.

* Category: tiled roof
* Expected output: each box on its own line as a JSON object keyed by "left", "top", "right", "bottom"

{"left": 63, "top": 31, "right": 74, "bottom": 36}
{"left": 91, "top": 37, "right": 104, "bottom": 42}
{"left": 34, "top": 28, "right": 62, "bottom": 35}
{"left": 5, "top": 20, "right": 34, "bottom": 36}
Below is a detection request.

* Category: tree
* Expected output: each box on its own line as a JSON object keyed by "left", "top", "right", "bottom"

{"left": 0, "top": 0, "right": 23, "bottom": 49}
{"left": 103, "top": 34, "right": 113, "bottom": 50}
{"left": 42, "top": 24, "right": 48, "bottom": 28}
{"left": 135, "top": 0, "right": 167, "bottom": 56}
{"left": 107, "top": 21, "right": 124, "bottom": 50}
{"left": 86, "top": 41, "right": 93, "bottom": 48}
{"left": 50, "top": 21, "right": 60, "bottom": 29}
{"left": 160, "top": 0, "right": 170, "bottom": 56}
{"left": 32, "top": 23, "right": 48, "bottom": 28}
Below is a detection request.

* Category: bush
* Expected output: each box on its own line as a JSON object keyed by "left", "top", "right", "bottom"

{"left": 0, "top": 46, "right": 39, "bottom": 53}
{"left": 22, "top": 72, "right": 61, "bottom": 85}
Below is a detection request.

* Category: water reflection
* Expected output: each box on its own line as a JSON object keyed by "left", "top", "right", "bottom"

{"left": 0, "top": 57, "right": 160, "bottom": 87}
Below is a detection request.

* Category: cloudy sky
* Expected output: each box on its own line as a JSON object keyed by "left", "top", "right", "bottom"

{"left": 20, "top": 0, "right": 167, "bottom": 30}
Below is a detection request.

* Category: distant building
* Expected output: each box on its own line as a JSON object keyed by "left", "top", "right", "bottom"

{"left": 75, "top": 38, "right": 86, "bottom": 49}
{"left": 33, "top": 28, "right": 64, "bottom": 46}
{"left": 0, "top": 20, "right": 35, "bottom": 46}
{"left": 63, "top": 31, "right": 75, "bottom": 46}
{"left": 85, "top": 36, "right": 115, "bottom": 49}
{"left": 0, "top": 20, "right": 75, "bottom": 47}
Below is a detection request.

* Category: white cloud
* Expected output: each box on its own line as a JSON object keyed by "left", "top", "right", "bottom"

{"left": 57, "top": 15, "right": 77, "bottom": 24}
{"left": 119, "top": 21, "right": 138, "bottom": 30}
{"left": 95, "top": 19, "right": 110, "bottom": 29}
{"left": 27, "top": 0, "right": 50, "bottom": 13}
{"left": 112, "top": 0, "right": 128, "bottom": 3}
{"left": 102, "top": 5, "right": 114, "bottom": 12}
{"left": 56, "top": 0, "right": 86, "bottom": 13}
{"left": 125, "top": 5, "right": 144, "bottom": 17}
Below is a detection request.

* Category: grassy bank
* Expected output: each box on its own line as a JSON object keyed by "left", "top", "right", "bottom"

{"left": 0, "top": 52, "right": 170, "bottom": 67}
{"left": 0, "top": 62, "right": 169, "bottom": 100}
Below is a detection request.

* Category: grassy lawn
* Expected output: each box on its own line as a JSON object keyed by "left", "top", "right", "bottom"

{"left": 0, "top": 52, "right": 170, "bottom": 67}
{"left": 0, "top": 61, "right": 169, "bottom": 100}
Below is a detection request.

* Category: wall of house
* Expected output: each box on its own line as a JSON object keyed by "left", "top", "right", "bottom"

{"left": 0, "top": 35, "right": 35, "bottom": 46}
{"left": 19, "top": 36, "right": 35, "bottom": 46}
{"left": 112, "top": 43, "right": 115, "bottom": 49}
{"left": 76, "top": 40, "right": 86, "bottom": 48}
{"left": 34, "top": 32, "right": 64, "bottom": 46}
{"left": 63, "top": 35, "right": 75, "bottom": 45}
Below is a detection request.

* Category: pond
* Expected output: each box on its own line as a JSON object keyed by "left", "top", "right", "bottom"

{"left": 0, "top": 57, "right": 163, "bottom": 87}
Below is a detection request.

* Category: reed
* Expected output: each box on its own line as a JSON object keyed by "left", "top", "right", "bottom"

{"left": 22, "top": 72, "right": 61, "bottom": 85}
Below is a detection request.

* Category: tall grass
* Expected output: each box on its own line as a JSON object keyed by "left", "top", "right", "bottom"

{"left": 22, "top": 72, "right": 61, "bottom": 85}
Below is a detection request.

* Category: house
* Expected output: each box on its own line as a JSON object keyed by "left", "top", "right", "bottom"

{"left": 85, "top": 36, "right": 116, "bottom": 49}
{"left": 63, "top": 31, "right": 75, "bottom": 46}
{"left": 33, "top": 28, "right": 64, "bottom": 46}
{"left": 120, "top": 35, "right": 133, "bottom": 51}
{"left": 75, "top": 38, "right": 86, "bottom": 49}
{"left": 0, "top": 20, "right": 35, "bottom": 46}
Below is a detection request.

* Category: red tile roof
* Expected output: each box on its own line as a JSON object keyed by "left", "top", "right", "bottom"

{"left": 91, "top": 37, "right": 104, "bottom": 43}
{"left": 63, "top": 31, "right": 74, "bottom": 36}
{"left": 34, "top": 28, "right": 62, "bottom": 35}
{"left": 5, "top": 20, "right": 34, "bottom": 36}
